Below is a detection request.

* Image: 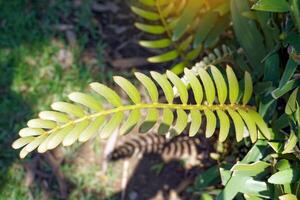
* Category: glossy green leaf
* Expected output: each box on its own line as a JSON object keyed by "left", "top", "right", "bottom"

{"left": 166, "top": 70, "right": 188, "bottom": 104}
{"left": 150, "top": 71, "right": 174, "bottom": 103}
{"left": 114, "top": 76, "right": 141, "bottom": 104}
{"left": 268, "top": 169, "right": 300, "bottom": 184}
{"left": 90, "top": 82, "right": 122, "bottom": 107}
{"left": 252, "top": 0, "right": 289, "bottom": 12}
{"left": 282, "top": 131, "right": 298, "bottom": 154}
{"left": 279, "top": 59, "right": 298, "bottom": 88}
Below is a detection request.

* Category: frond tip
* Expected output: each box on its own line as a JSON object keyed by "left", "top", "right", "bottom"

{"left": 12, "top": 65, "right": 271, "bottom": 158}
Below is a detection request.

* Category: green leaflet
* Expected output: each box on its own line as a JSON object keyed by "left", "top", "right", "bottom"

{"left": 184, "top": 68, "right": 203, "bottom": 104}
{"left": 79, "top": 117, "right": 105, "bottom": 142}
{"left": 135, "top": 23, "right": 165, "bottom": 34}
{"left": 189, "top": 110, "right": 202, "bottom": 137}
{"left": 51, "top": 102, "right": 85, "bottom": 117}
{"left": 198, "top": 68, "right": 216, "bottom": 105}
{"left": 139, "top": 108, "right": 158, "bottom": 133}
{"left": 135, "top": 72, "right": 158, "bottom": 103}
{"left": 211, "top": 66, "right": 227, "bottom": 104}
{"left": 243, "top": 72, "right": 253, "bottom": 105}
{"left": 63, "top": 120, "right": 90, "bottom": 146}
{"left": 25, "top": 134, "right": 48, "bottom": 152}
{"left": 248, "top": 110, "right": 271, "bottom": 140}
{"left": 150, "top": 71, "right": 174, "bottom": 103}
{"left": 131, "top": 6, "right": 160, "bottom": 20}
{"left": 114, "top": 76, "right": 141, "bottom": 104}
{"left": 68, "top": 92, "right": 103, "bottom": 112}
{"left": 172, "top": 109, "right": 188, "bottom": 135}
{"left": 39, "top": 111, "right": 70, "bottom": 123}
{"left": 285, "top": 88, "right": 298, "bottom": 115}
{"left": 120, "top": 109, "right": 141, "bottom": 135}
{"left": 19, "top": 128, "right": 45, "bottom": 137}
{"left": 228, "top": 109, "right": 245, "bottom": 142}
{"left": 148, "top": 50, "right": 179, "bottom": 63}
{"left": 47, "top": 125, "right": 74, "bottom": 149}
{"left": 238, "top": 109, "right": 257, "bottom": 143}
{"left": 252, "top": 0, "right": 289, "bottom": 12}
{"left": 158, "top": 108, "right": 173, "bottom": 134}
{"left": 226, "top": 66, "right": 239, "bottom": 104}
{"left": 100, "top": 112, "right": 123, "bottom": 139}
{"left": 204, "top": 110, "right": 217, "bottom": 138}
{"left": 90, "top": 82, "right": 122, "bottom": 107}
{"left": 282, "top": 131, "right": 298, "bottom": 154}
{"left": 27, "top": 119, "right": 57, "bottom": 129}
{"left": 139, "top": 39, "right": 171, "bottom": 49}
{"left": 166, "top": 70, "right": 188, "bottom": 104}
{"left": 217, "top": 110, "right": 230, "bottom": 142}
{"left": 231, "top": 161, "right": 270, "bottom": 176}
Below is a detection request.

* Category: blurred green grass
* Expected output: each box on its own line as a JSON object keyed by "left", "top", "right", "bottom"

{"left": 0, "top": 0, "right": 113, "bottom": 199}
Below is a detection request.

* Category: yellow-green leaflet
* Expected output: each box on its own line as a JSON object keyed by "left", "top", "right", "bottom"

{"left": 90, "top": 82, "right": 122, "bottom": 107}
{"left": 100, "top": 112, "right": 123, "bottom": 139}
{"left": 226, "top": 66, "right": 239, "bottom": 104}
{"left": 135, "top": 72, "right": 158, "bottom": 102}
{"left": 39, "top": 111, "right": 70, "bottom": 123}
{"left": 131, "top": 6, "right": 160, "bottom": 20}
{"left": 120, "top": 109, "right": 141, "bottom": 135}
{"left": 217, "top": 110, "right": 230, "bottom": 142}
{"left": 150, "top": 71, "right": 174, "bottom": 103}
{"left": 135, "top": 23, "right": 165, "bottom": 34}
{"left": 68, "top": 92, "right": 103, "bottom": 111}
{"left": 25, "top": 134, "right": 47, "bottom": 152}
{"left": 139, "top": 108, "right": 158, "bottom": 133}
{"left": 184, "top": 68, "right": 203, "bottom": 104}
{"left": 114, "top": 76, "right": 141, "bottom": 104}
{"left": 27, "top": 119, "right": 57, "bottom": 129}
{"left": 198, "top": 68, "right": 215, "bottom": 104}
{"left": 158, "top": 109, "right": 174, "bottom": 134}
{"left": 12, "top": 136, "right": 35, "bottom": 149}
{"left": 148, "top": 50, "right": 179, "bottom": 63}
{"left": 227, "top": 110, "right": 245, "bottom": 142}
{"left": 172, "top": 109, "right": 188, "bottom": 135}
{"left": 47, "top": 125, "right": 74, "bottom": 149}
{"left": 79, "top": 117, "right": 105, "bottom": 142}
{"left": 51, "top": 102, "right": 85, "bottom": 117}
{"left": 166, "top": 70, "right": 188, "bottom": 104}
{"left": 247, "top": 110, "right": 271, "bottom": 140}
{"left": 189, "top": 110, "right": 202, "bottom": 136}
{"left": 243, "top": 71, "right": 253, "bottom": 105}
{"left": 204, "top": 110, "right": 216, "bottom": 137}
{"left": 139, "top": 39, "right": 172, "bottom": 49}
{"left": 282, "top": 131, "right": 298, "bottom": 154}
{"left": 210, "top": 66, "right": 227, "bottom": 104}
{"left": 63, "top": 120, "right": 90, "bottom": 146}
{"left": 238, "top": 109, "right": 257, "bottom": 142}
{"left": 19, "top": 128, "right": 45, "bottom": 137}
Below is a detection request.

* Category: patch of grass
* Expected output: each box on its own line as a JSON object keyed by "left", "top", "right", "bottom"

{"left": 0, "top": 0, "right": 109, "bottom": 198}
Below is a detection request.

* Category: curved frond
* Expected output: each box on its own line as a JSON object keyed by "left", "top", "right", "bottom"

{"left": 12, "top": 65, "right": 271, "bottom": 158}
